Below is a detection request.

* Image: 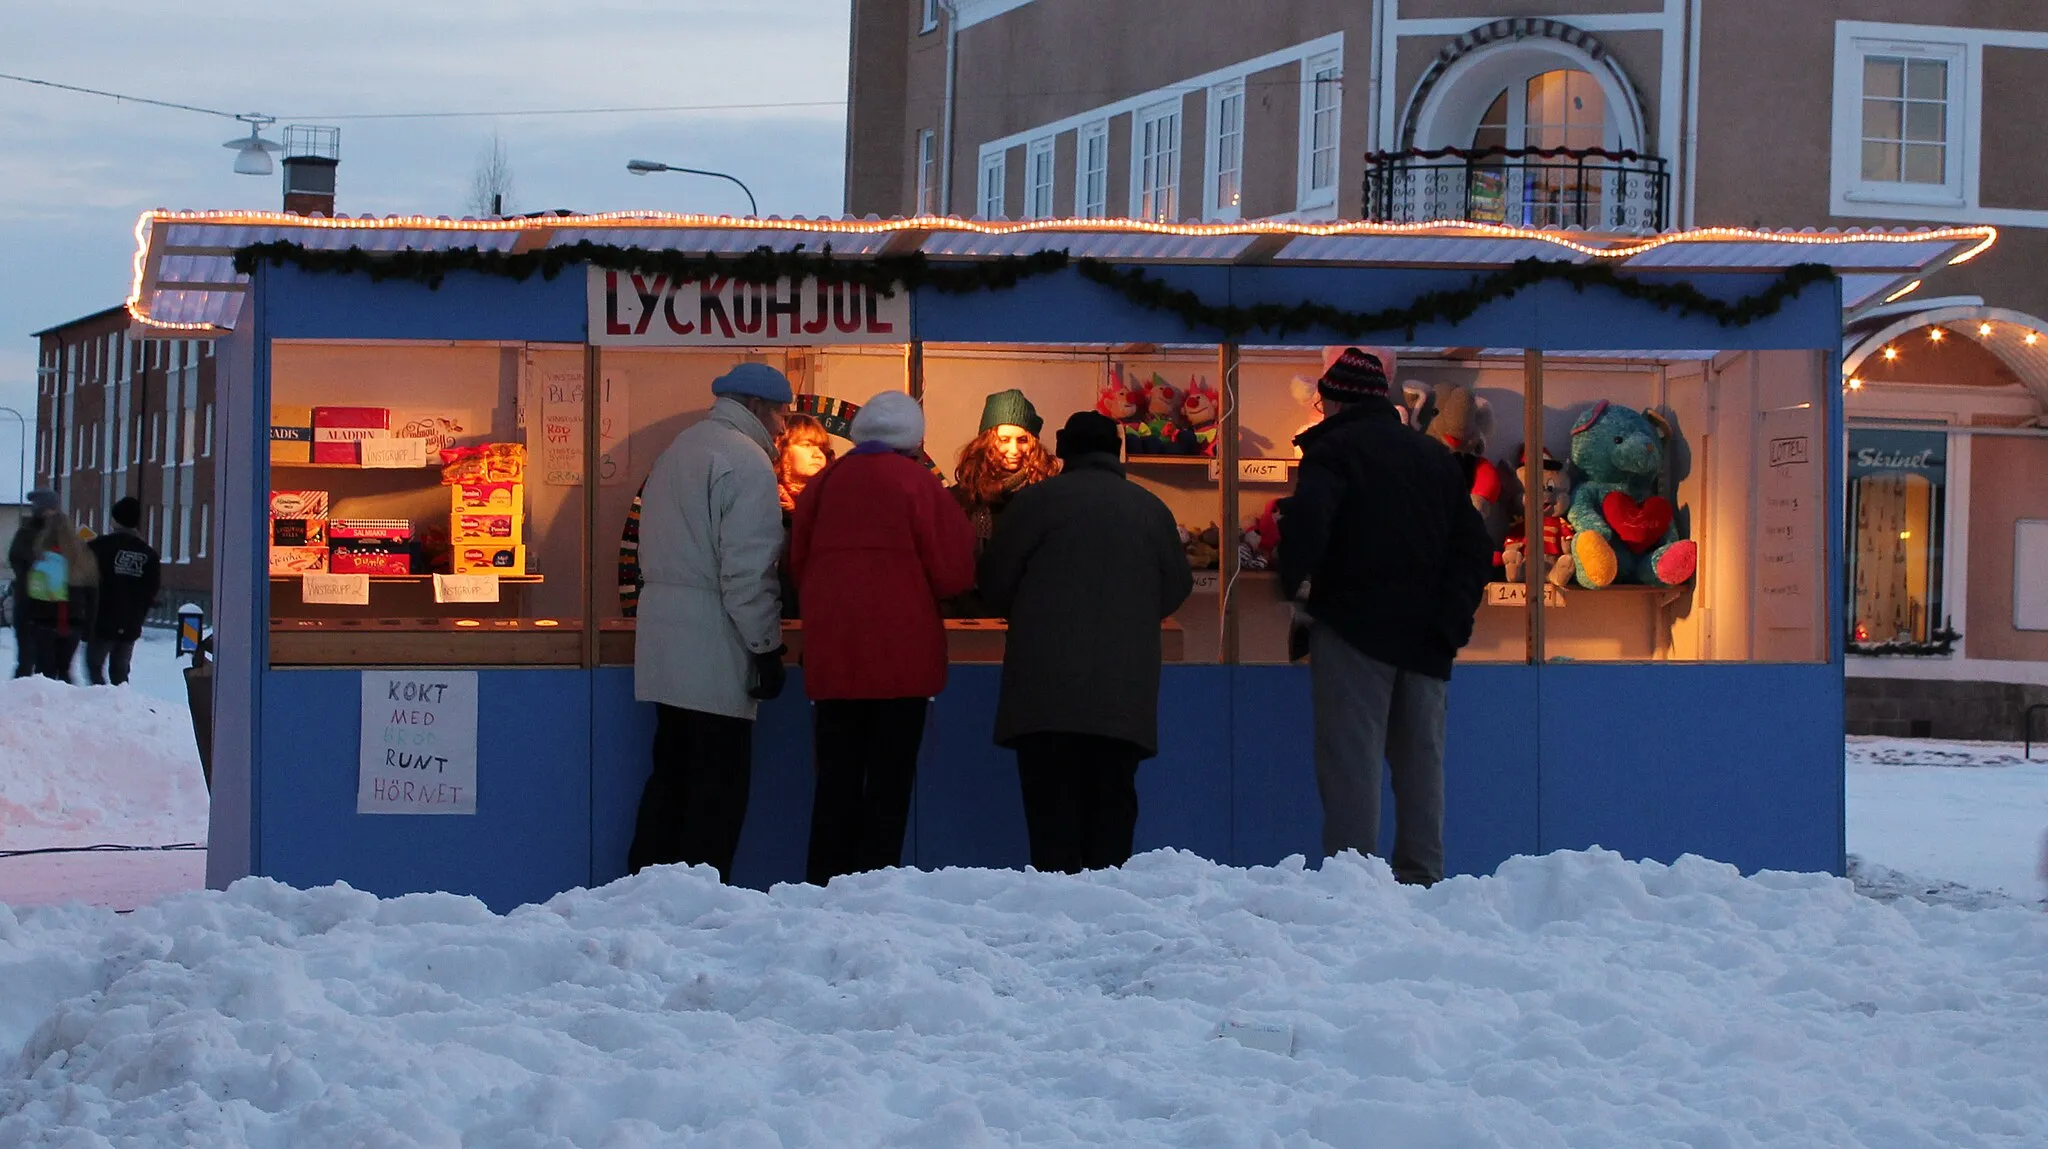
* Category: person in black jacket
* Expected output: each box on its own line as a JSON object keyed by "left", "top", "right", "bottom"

{"left": 86, "top": 497, "right": 161, "bottom": 686}
{"left": 7, "top": 489, "right": 58, "bottom": 678}
{"left": 1277, "top": 348, "right": 1493, "bottom": 886}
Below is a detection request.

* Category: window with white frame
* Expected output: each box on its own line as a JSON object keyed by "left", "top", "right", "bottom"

{"left": 1077, "top": 121, "right": 1108, "bottom": 217}
{"left": 1834, "top": 33, "right": 1967, "bottom": 210}
{"left": 149, "top": 411, "right": 161, "bottom": 461}
{"left": 1025, "top": 138, "right": 1055, "bottom": 219}
{"left": 915, "top": 129, "right": 937, "bottom": 215}
{"left": 1134, "top": 100, "right": 1181, "bottom": 222}
{"left": 176, "top": 505, "right": 190, "bottom": 565}
{"left": 921, "top": 0, "right": 939, "bottom": 34}
{"left": 1299, "top": 53, "right": 1341, "bottom": 210}
{"left": 203, "top": 402, "right": 214, "bottom": 457}
{"left": 1208, "top": 81, "right": 1245, "bottom": 219}
{"left": 198, "top": 503, "right": 211, "bottom": 560}
{"left": 978, "top": 151, "right": 1006, "bottom": 219}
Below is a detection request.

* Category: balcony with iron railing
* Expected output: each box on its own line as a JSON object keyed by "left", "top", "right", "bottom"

{"left": 1362, "top": 146, "right": 1671, "bottom": 234}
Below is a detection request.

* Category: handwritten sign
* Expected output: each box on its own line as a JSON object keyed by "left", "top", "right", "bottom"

{"left": 357, "top": 671, "right": 478, "bottom": 815}
{"left": 1485, "top": 581, "right": 1565, "bottom": 607}
{"left": 433, "top": 574, "right": 502, "bottom": 603}
{"left": 1190, "top": 570, "right": 1220, "bottom": 593}
{"left": 1205, "top": 458, "right": 1293, "bottom": 483}
{"left": 1759, "top": 407, "right": 1818, "bottom": 630}
{"left": 301, "top": 573, "right": 370, "bottom": 605}
{"left": 589, "top": 269, "right": 911, "bottom": 346}
{"left": 360, "top": 438, "right": 429, "bottom": 468}
{"left": 540, "top": 368, "right": 585, "bottom": 485}
{"left": 599, "top": 370, "right": 629, "bottom": 486}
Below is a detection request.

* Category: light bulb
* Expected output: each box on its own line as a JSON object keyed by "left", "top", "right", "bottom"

{"left": 1883, "top": 346, "right": 1899, "bottom": 361}
{"left": 1978, "top": 323, "right": 1993, "bottom": 337}
{"left": 2027, "top": 332, "right": 2041, "bottom": 346}
{"left": 1929, "top": 328, "right": 1944, "bottom": 342}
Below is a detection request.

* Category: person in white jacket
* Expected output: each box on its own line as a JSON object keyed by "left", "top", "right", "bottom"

{"left": 629, "top": 362, "right": 793, "bottom": 881}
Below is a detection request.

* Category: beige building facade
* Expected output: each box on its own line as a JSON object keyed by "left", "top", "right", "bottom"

{"left": 847, "top": 0, "right": 2048, "bottom": 737}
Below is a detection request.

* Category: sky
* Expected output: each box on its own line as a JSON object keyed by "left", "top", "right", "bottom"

{"left": 0, "top": 0, "right": 853, "bottom": 501}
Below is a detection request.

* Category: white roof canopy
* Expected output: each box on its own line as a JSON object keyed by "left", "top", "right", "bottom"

{"left": 126, "top": 211, "right": 1998, "bottom": 334}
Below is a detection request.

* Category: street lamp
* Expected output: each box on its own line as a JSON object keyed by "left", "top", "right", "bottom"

{"left": 0, "top": 407, "right": 25, "bottom": 505}
{"left": 224, "top": 114, "right": 282, "bottom": 176}
{"left": 626, "top": 159, "right": 759, "bottom": 217}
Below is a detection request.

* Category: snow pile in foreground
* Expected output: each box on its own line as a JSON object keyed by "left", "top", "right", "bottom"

{"left": 3, "top": 850, "right": 2046, "bottom": 1148}
{"left": 0, "top": 676, "right": 207, "bottom": 851}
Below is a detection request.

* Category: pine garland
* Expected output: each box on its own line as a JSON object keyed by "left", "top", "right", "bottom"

{"left": 231, "top": 240, "right": 1834, "bottom": 338}
{"left": 1847, "top": 626, "right": 1961, "bottom": 657}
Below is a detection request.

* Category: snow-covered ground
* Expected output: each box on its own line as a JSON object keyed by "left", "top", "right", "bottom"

{"left": 0, "top": 851, "right": 2040, "bottom": 1146}
{"left": 1847, "top": 737, "right": 2048, "bottom": 908}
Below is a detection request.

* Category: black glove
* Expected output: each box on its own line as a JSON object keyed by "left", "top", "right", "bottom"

{"left": 1287, "top": 610, "right": 1313, "bottom": 663}
{"left": 748, "top": 646, "right": 789, "bottom": 701}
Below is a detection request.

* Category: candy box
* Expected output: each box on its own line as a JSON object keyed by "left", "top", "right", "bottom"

{"left": 440, "top": 443, "right": 527, "bottom": 484}
{"left": 451, "top": 512, "right": 522, "bottom": 545}
{"left": 269, "top": 546, "right": 329, "bottom": 575}
{"left": 330, "top": 518, "right": 415, "bottom": 542}
{"left": 269, "top": 490, "right": 331, "bottom": 519}
{"left": 330, "top": 540, "right": 412, "bottom": 576}
{"left": 452, "top": 480, "right": 523, "bottom": 513}
{"left": 312, "top": 407, "right": 391, "bottom": 464}
{"left": 270, "top": 405, "right": 314, "bottom": 464}
{"left": 453, "top": 544, "right": 525, "bottom": 575}
{"left": 271, "top": 519, "right": 328, "bottom": 548}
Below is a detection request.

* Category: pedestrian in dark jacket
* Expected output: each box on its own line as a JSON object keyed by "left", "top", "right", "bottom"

{"left": 8, "top": 489, "right": 58, "bottom": 678}
{"left": 790, "top": 391, "right": 976, "bottom": 885}
{"left": 19, "top": 511, "right": 99, "bottom": 683}
{"left": 979, "top": 410, "right": 1195, "bottom": 874}
{"left": 1277, "top": 348, "right": 1493, "bottom": 886}
{"left": 86, "top": 497, "right": 161, "bottom": 686}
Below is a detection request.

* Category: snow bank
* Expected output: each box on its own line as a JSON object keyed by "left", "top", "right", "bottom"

{"left": 3, "top": 849, "right": 2044, "bottom": 1147}
{"left": 1848, "top": 735, "right": 2046, "bottom": 768}
{"left": 0, "top": 676, "right": 207, "bottom": 851}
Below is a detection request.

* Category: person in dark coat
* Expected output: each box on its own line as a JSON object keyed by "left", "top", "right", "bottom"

{"left": 979, "top": 410, "right": 1194, "bottom": 874}
{"left": 19, "top": 511, "right": 99, "bottom": 683}
{"left": 1276, "top": 348, "right": 1494, "bottom": 886}
{"left": 790, "top": 392, "right": 976, "bottom": 885}
{"left": 86, "top": 497, "right": 161, "bottom": 686}
{"left": 8, "top": 489, "right": 57, "bottom": 678}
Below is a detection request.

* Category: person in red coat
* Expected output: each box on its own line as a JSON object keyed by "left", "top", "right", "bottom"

{"left": 790, "top": 390, "right": 976, "bottom": 884}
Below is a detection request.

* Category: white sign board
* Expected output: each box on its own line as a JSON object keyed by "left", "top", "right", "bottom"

{"left": 598, "top": 369, "right": 629, "bottom": 486}
{"left": 589, "top": 268, "right": 910, "bottom": 346}
{"left": 1758, "top": 408, "right": 1819, "bottom": 630}
{"left": 358, "top": 671, "right": 478, "bottom": 815}
{"left": 2016, "top": 520, "right": 2048, "bottom": 631}
{"left": 360, "top": 438, "right": 429, "bottom": 468}
{"left": 301, "top": 573, "right": 370, "bottom": 605}
{"left": 1206, "top": 458, "right": 1292, "bottom": 483}
{"left": 540, "top": 367, "right": 585, "bottom": 485}
{"left": 433, "top": 574, "right": 502, "bottom": 604}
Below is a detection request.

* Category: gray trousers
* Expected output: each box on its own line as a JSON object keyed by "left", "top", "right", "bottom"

{"left": 1309, "top": 625, "right": 1447, "bottom": 885}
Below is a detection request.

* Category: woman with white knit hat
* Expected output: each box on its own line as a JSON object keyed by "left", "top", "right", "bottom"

{"left": 788, "top": 390, "right": 976, "bottom": 884}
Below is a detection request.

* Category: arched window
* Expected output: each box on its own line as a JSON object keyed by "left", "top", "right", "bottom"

{"left": 1468, "top": 68, "right": 1606, "bottom": 152}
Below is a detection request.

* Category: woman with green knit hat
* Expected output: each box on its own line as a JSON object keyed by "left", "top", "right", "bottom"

{"left": 949, "top": 389, "right": 1058, "bottom": 615}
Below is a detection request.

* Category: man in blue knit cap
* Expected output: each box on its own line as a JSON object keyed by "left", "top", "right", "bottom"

{"left": 629, "top": 362, "right": 792, "bottom": 882}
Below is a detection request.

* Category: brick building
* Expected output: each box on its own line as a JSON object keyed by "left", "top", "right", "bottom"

{"left": 32, "top": 309, "right": 217, "bottom": 611}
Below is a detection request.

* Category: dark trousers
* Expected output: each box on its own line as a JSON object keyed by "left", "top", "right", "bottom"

{"left": 1309, "top": 625, "right": 1447, "bottom": 886}
{"left": 25, "top": 626, "right": 77, "bottom": 684}
{"left": 10, "top": 614, "right": 30, "bottom": 678}
{"left": 87, "top": 637, "right": 136, "bottom": 686}
{"left": 628, "top": 704, "right": 754, "bottom": 883}
{"left": 1013, "top": 732, "right": 1145, "bottom": 874}
{"left": 807, "top": 698, "right": 927, "bottom": 885}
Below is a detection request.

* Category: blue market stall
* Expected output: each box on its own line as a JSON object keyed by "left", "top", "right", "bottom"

{"left": 127, "top": 212, "right": 1994, "bottom": 910}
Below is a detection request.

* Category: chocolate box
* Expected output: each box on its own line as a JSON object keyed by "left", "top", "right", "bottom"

{"left": 450, "top": 512, "right": 522, "bottom": 545}
{"left": 269, "top": 490, "right": 331, "bottom": 520}
{"left": 270, "top": 405, "right": 314, "bottom": 465}
{"left": 269, "top": 546, "right": 330, "bottom": 576}
{"left": 312, "top": 407, "right": 391, "bottom": 464}
{"left": 451, "top": 480, "right": 523, "bottom": 513}
{"left": 330, "top": 539, "right": 413, "bottom": 576}
{"left": 330, "top": 518, "right": 415, "bottom": 542}
{"left": 453, "top": 544, "right": 525, "bottom": 575}
{"left": 271, "top": 519, "right": 328, "bottom": 548}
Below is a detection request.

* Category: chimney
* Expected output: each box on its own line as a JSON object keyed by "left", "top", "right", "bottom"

{"left": 281, "top": 125, "right": 341, "bottom": 217}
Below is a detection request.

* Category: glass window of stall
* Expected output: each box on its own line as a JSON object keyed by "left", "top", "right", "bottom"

{"left": 1231, "top": 346, "right": 1529, "bottom": 665}
{"left": 1526, "top": 349, "right": 1832, "bottom": 664}
{"left": 266, "top": 341, "right": 588, "bottom": 666}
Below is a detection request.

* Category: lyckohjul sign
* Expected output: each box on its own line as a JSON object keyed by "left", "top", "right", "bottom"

{"left": 588, "top": 269, "right": 909, "bottom": 346}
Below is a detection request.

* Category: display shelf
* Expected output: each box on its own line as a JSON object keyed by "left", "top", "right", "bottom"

{"left": 1481, "top": 581, "right": 1691, "bottom": 607}
{"left": 270, "top": 462, "right": 441, "bottom": 470}
{"left": 1124, "top": 454, "right": 1217, "bottom": 466}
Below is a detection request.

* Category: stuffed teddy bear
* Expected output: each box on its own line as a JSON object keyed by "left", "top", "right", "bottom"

{"left": 1180, "top": 523, "right": 1220, "bottom": 570}
{"left": 1565, "top": 400, "right": 1697, "bottom": 589}
{"left": 1179, "top": 378, "right": 1219, "bottom": 456}
{"left": 1404, "top": 381, "right": 1504, "bottom": 525}
{"left": 1500, "top": 444, "right": 1576, "bottom": 588}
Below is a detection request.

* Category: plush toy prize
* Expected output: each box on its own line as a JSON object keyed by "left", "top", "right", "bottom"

{"left": 1404, "top": 381, "right": 1504, "bottom": 525}
{"left": 1500, "top": 444, "right": 1576, "bottom": 588}
{"left": 1179, "top": 378, "right": 1219, "bottom": 456}
{"left": 1565, "top": 400, "right": 1697, "bottom": 589}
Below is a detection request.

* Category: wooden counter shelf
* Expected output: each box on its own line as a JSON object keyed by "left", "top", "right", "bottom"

{"left": 596, "top": 618, "right": 1186, "bottom": 668}
{"left": 269, "top": 574, "right": 544, "bottom": 583}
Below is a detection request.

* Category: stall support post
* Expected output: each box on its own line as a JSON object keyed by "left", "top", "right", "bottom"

{"left": 906, "top": 340, "right": 924, "bottom": 401}
{"left": 1218, "top": 342, "right": 1242, "bottom": 663}
{"left": 1522, "top": 348, "right": 1546, "bottom": 664}
{"left": 582, "top": 343, "right": 603, "bottom": 670}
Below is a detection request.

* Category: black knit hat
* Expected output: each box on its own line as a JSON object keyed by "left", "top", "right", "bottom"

{"left": 1318, "top": 347, "right": 1390, "bottom": 404}
{"left": 112, "top": 496, "right": 142, "bottom": 529}
{"left": 1055, "top": 411, "right": 1120, "bottom": 461}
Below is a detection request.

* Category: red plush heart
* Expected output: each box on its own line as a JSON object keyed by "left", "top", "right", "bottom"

{"left": 1601, "top": 492, "right": 1674, "bottom": 554}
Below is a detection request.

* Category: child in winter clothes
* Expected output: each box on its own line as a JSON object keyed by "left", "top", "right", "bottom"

{"left": 20, "top": 512, "right": 99, "bottom": 683}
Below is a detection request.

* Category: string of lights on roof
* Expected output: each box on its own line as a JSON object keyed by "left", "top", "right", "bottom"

{"left": 1844, "top": 319, "right": 2043, "bottom": 391}
{"left": 124, "top": 209, "right": 2001, "bottom": 331}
